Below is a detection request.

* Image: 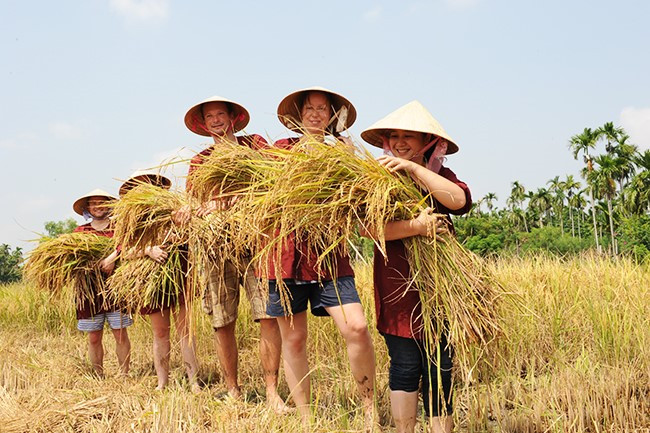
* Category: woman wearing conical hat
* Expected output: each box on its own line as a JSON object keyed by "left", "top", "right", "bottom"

{"left": 361, "top": 101, "right": 472, "bottom": 433}
{"left": 72, "top": 189, "right": 133, "bottom": 377}
{"left": 268, "top": 87, "right": 376, "bottom": 424}
{"left": 119, "top": 171, "right": 200, "bottom": 392}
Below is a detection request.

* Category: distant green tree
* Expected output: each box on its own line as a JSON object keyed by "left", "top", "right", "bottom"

{"left": 44, "top": 218, "right": 78, "bottom": 237}
{"left": 0, "top": 244, "right": 23, "bottom": 283}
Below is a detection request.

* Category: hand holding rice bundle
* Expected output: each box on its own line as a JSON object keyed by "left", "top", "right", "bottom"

{"left": 23, "top": 232, "right": 116, "bottom": 313}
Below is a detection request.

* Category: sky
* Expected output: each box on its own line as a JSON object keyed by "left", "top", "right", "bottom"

{"left": 1, "top": 0, "right": 649, "bottom": 252}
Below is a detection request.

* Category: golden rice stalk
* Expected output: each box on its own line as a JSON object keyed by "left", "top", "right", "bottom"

{"left": 23, "top": 233, "right": 115, "bottom": 312}
{"left": 111, "top": 184, "right": 192, "bottom": 251}
{"left": 186, "top": 142, "right": 282, "bottom": 203}
{"left": 106, "top": 246, "right": 190, "bottom": 313}
{"left": 238, "top": 137, "right": 503, "bottom": 378}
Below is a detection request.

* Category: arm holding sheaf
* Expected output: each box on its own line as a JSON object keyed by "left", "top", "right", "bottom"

{"left": 377, "top": 155, "right": 466, "bottom": 211}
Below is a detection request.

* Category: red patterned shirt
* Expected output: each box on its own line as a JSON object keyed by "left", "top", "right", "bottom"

{"left": 73, "top": 222, "right": 116, "bottom": 319}
{"left": 373, "top": 165, "right": 472, "bottom": 340}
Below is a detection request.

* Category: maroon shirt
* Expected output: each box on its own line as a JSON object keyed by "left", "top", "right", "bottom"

{"left": 186, "top": 134, "right": 268, "bottom": 192}
{"left": 73, "top": 222, "right": 115, "bottom": 319}
{"left": 374, "top": 165, "right": 472, "bottom": 340}
{"left": 265, "top": 137, "right": 354, "bottom": 281}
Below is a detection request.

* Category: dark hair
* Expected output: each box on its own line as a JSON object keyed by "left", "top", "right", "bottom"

{"left": 297, "top": 91, "right": 334, "bottom": 133}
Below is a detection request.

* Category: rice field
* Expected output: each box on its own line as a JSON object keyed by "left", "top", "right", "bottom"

{"left": 0, "top": 254, "right": 648, "bottom": 432}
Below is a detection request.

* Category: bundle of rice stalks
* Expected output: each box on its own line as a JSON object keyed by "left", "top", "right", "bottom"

{"left": 106, "top": 246, "right": 190, "bottom": 313}
{"left": 109, "top": 184, "right": 228, "bottom": 314}
{"left": 111, "top": 184, "right": 193, "bottom": 251}
{"left": 186, "top": 141, "right": 282, "bottom": 203}
{"left": 240, "top": 136, "right": 502, "bottom": 376}
{"left": 23, "top": 233, "right": 115, "bottom": 312}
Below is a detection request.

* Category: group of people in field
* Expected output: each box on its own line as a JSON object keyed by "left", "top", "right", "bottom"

{"left": 69, "top": 86, "right": 471, "bottom": 433}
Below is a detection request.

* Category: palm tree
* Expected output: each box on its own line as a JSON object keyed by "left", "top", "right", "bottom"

{"left": 611, "top": 134, "right": 638, "bottom": 205}
{"left": 597, "top": 121, "right": 624, "bottom": 154}
{"left": 624, "top": 149, "right": 650, "bottom": 215}
{"left": 569, "top": 128, "right": 600, "bottom": 251}
{"left": 564, "top": 175, "right": 581, "bottom": 237}
{"left": 547, "top": 176, "right": 566, "bottom": 233}
{"left": 591, "top": 154, "right": 619, "bottom": 255}
{"left": 530, "top": 188, "right": 552, "bottom": 228}
{"left": 507, "top": 181, "right": 528, "bottom": 231}
{"left": 571, "top": 189, "right": 587, "bottom": 239}
{"left": 483, "top": 192, "right": 498, "bottom": 215}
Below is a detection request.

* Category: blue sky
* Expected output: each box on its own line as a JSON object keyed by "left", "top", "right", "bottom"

{"left": 2, "top": 0, "right": 649, "bottom": 251}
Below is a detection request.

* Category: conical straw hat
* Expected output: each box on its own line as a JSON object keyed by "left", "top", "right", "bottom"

{"left": 277, "top": 86, "right": 357, "bottom": 133}
{"left": 361, "top": 100, "right": 458, "bottom": 154}
{"left": 119, "top": 169, "right": 172, "bottom": 197}
{"left": 73, "top": 189, "right": 118, "bottom": 215}
{"left": 184, "top": 95, "right": 250, "bottom": 137}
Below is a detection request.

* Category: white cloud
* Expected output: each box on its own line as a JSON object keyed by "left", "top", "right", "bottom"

{"left": 445, "top": 0, "right": 480, "bottom": 10}
{"left": 362, "top": 5, "right": 383, "bottom": 22}
{"left": 49, "top": 122, "right": 83, "bottom": 140}
{"left": 0, "top": 139, "right": 18, "bottom": 149}
{"left": 0, "top": 132, "right": 38, "bottom": 150}
{"left": 620, "top": 107, "right": 650, "bottom": 150}
{"left": 109, "top": 0, "right": 169, "bottom": 21}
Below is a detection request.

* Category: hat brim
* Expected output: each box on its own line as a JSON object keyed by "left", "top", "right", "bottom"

{"left": 73, "top": 193, "right": 116, "bottom": 216}
{"left": 277, "top": 87, "right": 357, "bottom": 133}
{"left": 184, "top": 96, "right": 250, "bottom": 137}
{"left": 361, "top": 128, "right": 459, "bottom": 155}
{"left": 119, "top": 174, "right": 172, "bottom": 197}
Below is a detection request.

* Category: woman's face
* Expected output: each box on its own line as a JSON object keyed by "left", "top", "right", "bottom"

{"left": 87, "top": 196, "right": 110, "bottom": 219}
{"left": 300, "top": 92, "right": 331, "bottom": 135}
{"left": 387, "top": 129, "right": 426, "bottom": 161}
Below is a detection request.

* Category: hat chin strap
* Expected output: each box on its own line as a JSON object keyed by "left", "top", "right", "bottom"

{"left": 382, "top": 135, "right": 447, "bottom": 174}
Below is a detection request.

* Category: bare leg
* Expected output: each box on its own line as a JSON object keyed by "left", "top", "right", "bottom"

{"left": 173, "top": 303, "right": 200, "bottom": 392}
{"left": 325, "top": 303, "right": 376, "bottom": 428}
{"left": 259, "top": 318, "right": 288, "bottom": 413}
{"left": 87, "top": 329, "right": 104, "bottom": 377}
{"left": 149, "top": 310, "right": 171, "bottom": 390}
{"left": 391, "top": 390, "right": 418, "bottom": 433}
{"left": 428, "top": 416, "right": 453, "bottom": 433}
{"left": 276, "top": 311, "right": 310, "bottom": 421}
{"left": 213, "top": 320, "right": 240, "bottom": 398}
{"left": 111, "top": 327, "right": 131, "bottom": 376}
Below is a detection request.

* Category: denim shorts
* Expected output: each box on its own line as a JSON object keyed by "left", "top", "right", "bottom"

{"left": 266, "top": 276, "right": 360, "bottom": 317}
{"left": 382, "top": 332, "right": 453, "bottom": 417}
{"left": 77, "top": 311, "right": 133, "bottom": 332}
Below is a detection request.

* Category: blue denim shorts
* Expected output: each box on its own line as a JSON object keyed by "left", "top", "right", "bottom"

{"left": 266, "top": 276, "right": 360, "bottom": 317}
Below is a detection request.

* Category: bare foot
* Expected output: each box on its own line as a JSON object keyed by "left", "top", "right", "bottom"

{"left": 266, "top": 391, "right": 292, "bottom": 414}
{"left": 227, "top": 387, "right": 242, "bottom": 400}
{"left": 363, "top": 401, "right": 379, "bottom": 432}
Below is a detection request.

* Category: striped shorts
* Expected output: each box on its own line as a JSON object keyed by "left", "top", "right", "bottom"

{"left": 77, "top": 311, "right": 134, "bottom": 332}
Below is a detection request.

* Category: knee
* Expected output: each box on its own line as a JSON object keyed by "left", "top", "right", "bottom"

{"left": 88, "top": 331, "right": 103, "bottom": 346}
{"left": 341, "top": 319, "right": 371, "bottom": 344}
{"left": 113, "top": 329, "right": 130, "bottom": 345}
{"left": 152, "top": 325, "right": 170, "bottom": 341}
{"left": 389, "top": 360, "right": 421, "bottom": 392}
{"left": 282, "top": 329, "right": 307, "bottom": 355}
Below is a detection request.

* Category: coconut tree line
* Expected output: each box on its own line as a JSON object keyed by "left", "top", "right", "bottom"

{"left": 471, "top": 122, "right": 649, "bottom": 255}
